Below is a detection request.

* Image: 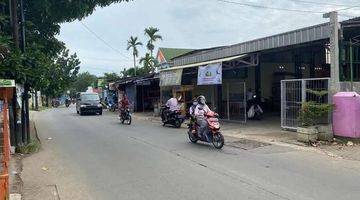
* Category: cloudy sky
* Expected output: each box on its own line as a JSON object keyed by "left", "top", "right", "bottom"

{"left": 57, "top": 0, "right": 360, "bottom": 76}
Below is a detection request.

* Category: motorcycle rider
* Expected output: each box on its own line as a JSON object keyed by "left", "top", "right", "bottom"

{"left": 189, "top": 97, "right": 198, "bottom": 132}
{"left": 164, "top": 94, "right": 181, "bottom": 121}
{"left": 119, "top": 93, "right": 130, "bottom": 117}
{"left": 194, "top": 95, "right": 211, "bottom": 141}
{"left": 65, "top": 97, "right": 70, "bottom": 105}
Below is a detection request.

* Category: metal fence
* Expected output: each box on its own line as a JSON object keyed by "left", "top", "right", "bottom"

{"left": 220, "top": 82, "right": 247, "bottom": 123}
{"left": 281, "top": 78, "right": 330, "bottom": 130}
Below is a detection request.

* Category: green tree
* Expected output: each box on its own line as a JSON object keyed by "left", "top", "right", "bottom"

{"left": 70, "top": 72, "right": 97, "bottom": 94}
{"left": 126, "top": 36, "right": 142, "bottom": 76}
{"left": 103, "top": 72, "right": 120, "bottom": 83}
{"left": 144, "top": 27, "right": 162, "bottom": 57}
{"left": 0, "top": 0, "right": 131, "bottom": 93}
{"left": 139, "top": 53, "right": 156, "bottom": 73}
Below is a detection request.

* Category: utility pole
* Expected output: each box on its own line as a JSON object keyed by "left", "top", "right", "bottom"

{"left": 349, "top": 39, "right": 354, "bottom": 91}
{"left": 10, "top": 0, "right": 19, "bottom": 48}
{"left": 323, "top": 11, "right": 340, "bottom": 94}
{"left": 9, "top": 0, "right": 22, "bottom": 146}
{"left": 19, "top": 0, "right": 30, "bottom": 144}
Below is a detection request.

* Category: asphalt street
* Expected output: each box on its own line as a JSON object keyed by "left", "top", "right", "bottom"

{"left": 27, "top": 106, "right": 360, "bottom": 200}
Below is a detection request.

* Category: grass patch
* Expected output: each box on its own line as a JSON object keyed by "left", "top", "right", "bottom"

{"left": 16, "top": 139, "right": 41, "bottom": 154}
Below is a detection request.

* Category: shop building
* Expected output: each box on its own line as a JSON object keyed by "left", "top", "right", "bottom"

{"left": 114, "top": 73, "right": 160, "bottom": 112}
{"left": 160, "top": 14, "right": 360, "bottom": 128}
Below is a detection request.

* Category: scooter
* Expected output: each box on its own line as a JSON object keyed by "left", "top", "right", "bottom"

{"left": 108, "top": 102, "right": 118, "bottom": 112}
{"left": 160, "top": 106, "right": 185, "bottom": 128}
{"left": 187, "top": 111, "right": 225, "bottom": 149}
{"left": 247, "top": 95, "right": 264, "bottom": 120}
{"left": 51, "top": 99, "right": 60, "bottom": 108}
{"left": 65, "top": 99, "right": 71, "bottom": 107}
{"left": 119, "top": 108, "right": 132, "bottom": 125}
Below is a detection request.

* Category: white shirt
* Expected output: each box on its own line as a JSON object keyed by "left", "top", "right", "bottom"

{"left": 194, "top": 104, "right": 210, "bottom": 118}
{"left": 166, "top": 97, "right": 179, "bottom": 111}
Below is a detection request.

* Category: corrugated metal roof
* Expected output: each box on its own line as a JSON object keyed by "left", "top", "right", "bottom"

{"left": 161, "top": 54, "right": 247, "bottom": 71}
{"left": 173, "top": 22, "right": 331, "bottom": 66}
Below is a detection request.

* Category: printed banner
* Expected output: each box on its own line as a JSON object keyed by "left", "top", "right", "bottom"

{"left": 0, "top": 79, "right": 15, "bottom": 87}
{"left": 159, "top": 69, "right": 183, "bottom": 86}
{"left": 197, "top": 63, "right": 222, "bottom": 85}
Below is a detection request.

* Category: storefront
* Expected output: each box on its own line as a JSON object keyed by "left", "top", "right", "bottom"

{"left": 159, "top": 55, "right": 251, "bottom": 121}
{"left": 115, "top": 74, "right": 160, "bottom": 113}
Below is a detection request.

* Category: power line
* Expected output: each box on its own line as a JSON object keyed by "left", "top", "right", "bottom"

{"left": 216, "top": 0, "right": 358, "bottom": 18}
{"left": 79, "top": 21, "right": 132, "bottom": 60}
{"left": 216, "top": 0, "right": 325, "bottom": 14}
{"left": 288, "top": 0, "right": 356, "bottom": 7}
{"left": 335, "top": 5, "right": 360, "bottom": 12}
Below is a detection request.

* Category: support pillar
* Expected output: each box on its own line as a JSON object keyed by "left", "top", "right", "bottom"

{"left": 324, "top": 11, "right": 340, "bottom": 94}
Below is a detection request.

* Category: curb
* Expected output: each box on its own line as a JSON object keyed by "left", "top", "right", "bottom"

{"left": 32, "top": 120, "right": 41, "bottom": 144}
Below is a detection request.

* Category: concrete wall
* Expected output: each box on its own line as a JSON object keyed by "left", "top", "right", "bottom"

{"left": 259, "top": 62, "right": 297, "bottom": 99}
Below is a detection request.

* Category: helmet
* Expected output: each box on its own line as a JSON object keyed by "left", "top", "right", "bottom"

{"left": 197, "top": 95, "right": 206, "bottom": 105}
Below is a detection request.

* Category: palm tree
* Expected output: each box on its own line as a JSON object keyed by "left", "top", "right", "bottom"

{"left": 139, "top": 53, "right": 155, "bottom": 73}
{"left": 144, "top": 27, "right": 162, "bottom": 57}
{"left": 126, "top": 36, "right": 143, "bottom": 76}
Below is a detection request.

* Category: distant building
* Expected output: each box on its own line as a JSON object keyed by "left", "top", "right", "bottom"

{"left": 156, "top": 48, "right": 194, "bottom": 69}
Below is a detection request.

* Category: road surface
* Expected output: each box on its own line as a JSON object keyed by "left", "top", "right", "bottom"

{"left": 23, "top": 107, "right": 360, "bottom": 200}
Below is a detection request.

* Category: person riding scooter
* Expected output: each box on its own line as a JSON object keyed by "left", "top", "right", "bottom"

{"left": 194, "top": 95, "right": 211, "bottom": 141}
{"left": 164, "top": 94, "right": 182, "bottom": 122}
{"left": 118, "top": 93, "right": 132, "bottom": 124}
{"left": 188, "top": 97, "right": 198, "bottom": 133}
{"left": 65, "top": 98, "right": 71, "bottom": 107}
{"left": 119, "top": 94, "right": 130, "bottom": 112}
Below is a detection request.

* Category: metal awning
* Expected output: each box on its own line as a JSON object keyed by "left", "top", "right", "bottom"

{"left": 160, "top": 54, "right": 247, "bottom": 72}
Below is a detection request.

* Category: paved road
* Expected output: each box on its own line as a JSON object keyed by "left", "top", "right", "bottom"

{"left": 24, "top": 107, "right": 360, "bottom": 200}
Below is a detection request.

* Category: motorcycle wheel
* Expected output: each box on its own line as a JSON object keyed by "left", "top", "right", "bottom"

{"left": 174, "top": 120, "right": 181, "bottom": 128}
{"left": 126, "top": 115, "right": 132, "bottom": 125}
{"left": 188, "top": 130, "right": 198, "bottom": 143}
{"left": 212, "top": 132, "right": 224, "bottom": 149}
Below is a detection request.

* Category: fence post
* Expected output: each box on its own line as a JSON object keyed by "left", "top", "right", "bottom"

{"left": 280, "top": 81, "right": 284, "bottom": 128}
{"left": 301, "top": 79, "right": 307, "bottom": 103}
{"left": 243, "top": 82, "right": 247, "bottom": 123}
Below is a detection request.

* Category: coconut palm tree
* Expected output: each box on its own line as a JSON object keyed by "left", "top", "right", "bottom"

{"left": 126, "top": 36, "right": 143, "bottom": 76}
{"left": 144, "top": 27, "right": 162, "bottom": 57}
{"left": 139, "top": 53, "right": 156, "bottom": 73}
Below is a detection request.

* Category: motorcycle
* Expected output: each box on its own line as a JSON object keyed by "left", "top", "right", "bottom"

{"left": 187, "top": 111, "right": 224, "bottom": 149}
{"left": 65, "top": 99, "right": 71, "bottom": 107}
{"left": 108, "top": 102, "right": 118, "bottom": 112}
{"left": 119, "top": 108, "right": 132, "bottom": 125}
{"left": 247, "top": 95, "right": 264, "bottom": 120}
{"left": 51, "top": 99, "right": 60, "bottom": 108}
{"left": 160, "top": 106, "right": 185, "bottom": 128}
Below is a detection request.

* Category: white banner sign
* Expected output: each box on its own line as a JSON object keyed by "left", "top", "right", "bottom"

{"left": 197, "top": 63, "right": 222, "bottom": 85}
{"left": 159, "top": 69, "right": 183, "bottom": 86}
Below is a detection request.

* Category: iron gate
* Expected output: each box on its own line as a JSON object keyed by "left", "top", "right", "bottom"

{"left": 221, "top": 82, "right": 247, "bottom": 123}
{"left": 281, "top": 78, "right": 330, "bottom": 130}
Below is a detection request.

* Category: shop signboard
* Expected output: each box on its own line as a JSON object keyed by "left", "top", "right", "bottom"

{"left": 0, "top": 79, "right": 15, "bottom": 88}
{"left": 160, "top": 69, "right": 183, "bottom": 86}
{"left": 197, "top": 63, "right": 222, "bottom": 85}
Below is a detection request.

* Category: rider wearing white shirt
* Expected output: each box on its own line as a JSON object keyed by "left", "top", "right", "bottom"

{"left": 194, "top": 96, "right": 211, "bottom": 141}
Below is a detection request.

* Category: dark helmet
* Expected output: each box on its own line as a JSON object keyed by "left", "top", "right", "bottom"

{"left": 197, "top": 95, "right": 206, "bottom": 105}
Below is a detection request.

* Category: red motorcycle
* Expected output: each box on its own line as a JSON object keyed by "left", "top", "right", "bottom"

{"left": 187, "top": 111, "right": 224, "bottom": 149}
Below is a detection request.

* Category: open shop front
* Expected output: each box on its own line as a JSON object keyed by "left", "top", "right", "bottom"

{"left": 159, "top": 55, "right": 252, "bottom": 122}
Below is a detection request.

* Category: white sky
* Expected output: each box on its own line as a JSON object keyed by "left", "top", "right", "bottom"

{"left": 57, "top": 0, "right": 360, "bottom": 76}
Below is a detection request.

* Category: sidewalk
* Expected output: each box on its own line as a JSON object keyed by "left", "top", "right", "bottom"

{"left": 132, "top": 112, "right": 360, "bottom": 162}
